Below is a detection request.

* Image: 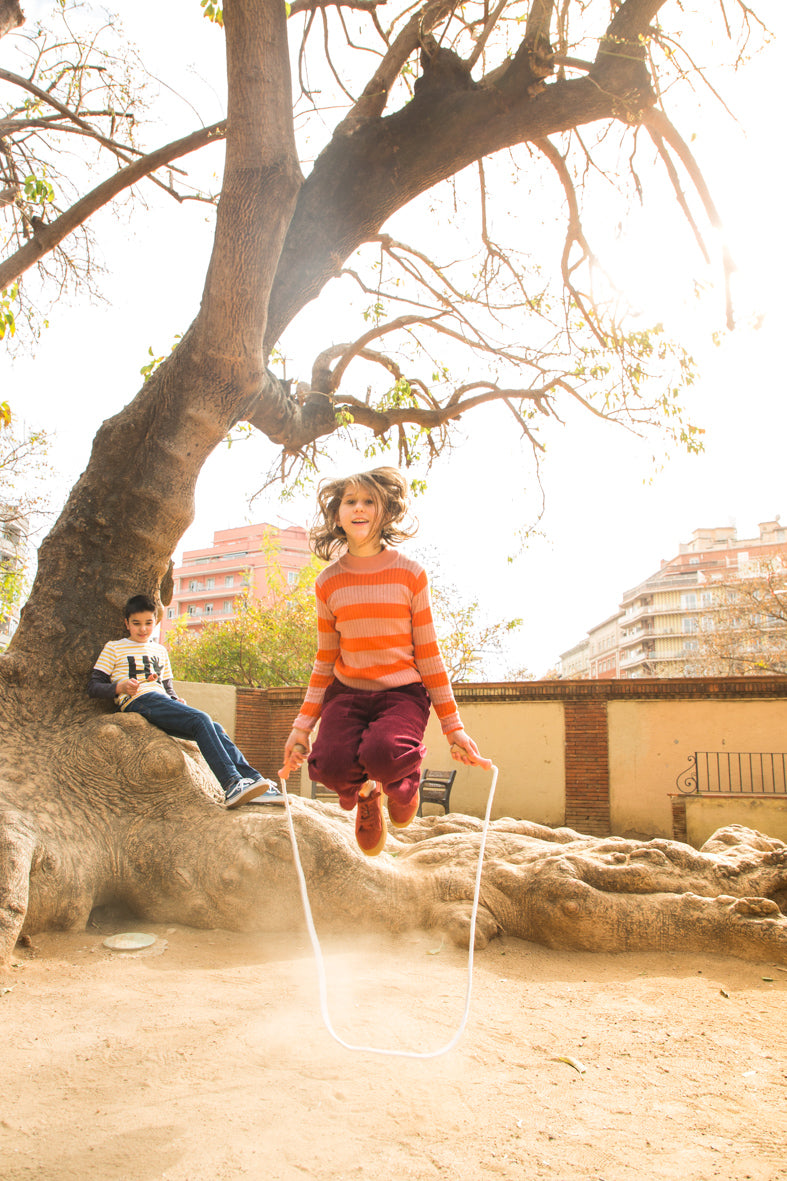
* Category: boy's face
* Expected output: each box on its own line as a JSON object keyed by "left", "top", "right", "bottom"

{"left": 125, "top": 611, "right": 156, "bottom": 643}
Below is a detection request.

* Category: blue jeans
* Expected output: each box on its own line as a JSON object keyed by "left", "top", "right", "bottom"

{"left": 124, "top": 693, "right": 259, "bottom": 790}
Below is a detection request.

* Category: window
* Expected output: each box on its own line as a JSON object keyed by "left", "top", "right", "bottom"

{"left": 167, "top": 608, "right": 175, "bottom": 620}
{"left": 682, "top": 617, "right": 699, "bottom": 633}
{"left": 287, "top": 570, "right": 298, "bottom": 586}
{"left": 680, "top": 592, "right": 697, "bottom": 609}
{"left": 224, "top": 575, "right": 234, "bottom": 586}
{"left": 683, "top": 640, "right": 699, "bottom": 651}
{"left": 223, "top": 599, "right": 234, "bottom": 613}
{"left": 206, "top": 577, "right": 215, "bottom": 589}
{"left": 204, "top": 603, "right": 213, "bottom": 614}
{"left": 188, "top": 579, "right": 199, "bottom": 592}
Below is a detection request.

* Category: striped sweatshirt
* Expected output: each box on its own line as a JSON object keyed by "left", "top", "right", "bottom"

{"left": 293, "top": 548, "right": 462, "bottom": 735}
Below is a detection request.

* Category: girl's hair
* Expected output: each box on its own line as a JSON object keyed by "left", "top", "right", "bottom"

{"left": 311, "top": 466, "right": 417, "bottom": 561}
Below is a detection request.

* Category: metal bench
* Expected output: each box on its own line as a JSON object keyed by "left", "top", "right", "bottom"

{"left": 417, "top": 768, "right": 457, "bottom": 817}
{"left": 676, "top": 751, "right": 787, "bottom": 796}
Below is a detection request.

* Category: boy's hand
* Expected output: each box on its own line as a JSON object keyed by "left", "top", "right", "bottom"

{"left": 448, "top": 729, "right": 493, "bottom": 771}
{"left": 117, "top": 677, "right": 140, "bottom": 697}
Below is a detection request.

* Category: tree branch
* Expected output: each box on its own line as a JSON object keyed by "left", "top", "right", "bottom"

{"left": 0, "top": 122, "right": 226, "bottom": 291}
{"left": 643, "top": 106, "right": 735, "bottom": 329}
{"left": 335, "top": 0, "right": 454, "bottom": 128}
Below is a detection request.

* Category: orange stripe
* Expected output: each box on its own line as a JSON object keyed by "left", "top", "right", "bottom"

{"left": 336, "top": 657, "right": 414, "bottom": 680}
{"left": 320, "top": 569, "right": 420, "bottom": 595}
{"left": 335, "top": 603, "right": 411, "bottom": 621}
{"left": 413, "top": 640, "right": 441, "bottom": 659}
{"left": 314, "top": 647, "right": 338, "bottom": 663}
{"left": 342, "top": 633, "right": 412, "bottom": 652}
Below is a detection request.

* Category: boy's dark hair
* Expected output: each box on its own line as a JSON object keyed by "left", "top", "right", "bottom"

{"left": 123, "top": 593, "right": 157, "bottom": 620}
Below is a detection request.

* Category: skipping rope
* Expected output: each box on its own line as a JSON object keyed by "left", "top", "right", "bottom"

{"left": 278, "top": 762, "right": 498, "bottom": 1059}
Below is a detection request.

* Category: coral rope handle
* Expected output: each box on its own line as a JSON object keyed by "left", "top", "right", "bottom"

{"left": 278, "top": 762, "right": 498, "bottom": 1059}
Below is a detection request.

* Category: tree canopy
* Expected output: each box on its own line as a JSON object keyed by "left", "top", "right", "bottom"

{"left": 1, "top": 0, "right": 759, "bottom": 486}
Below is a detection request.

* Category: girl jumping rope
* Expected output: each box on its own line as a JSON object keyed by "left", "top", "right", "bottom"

{"left": 281, "top": 466, "right": 491, "bottom": 856}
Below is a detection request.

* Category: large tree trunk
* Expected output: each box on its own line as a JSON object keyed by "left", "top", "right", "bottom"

{"left": 3, "top": 0, "right": 786, "bottom": 969}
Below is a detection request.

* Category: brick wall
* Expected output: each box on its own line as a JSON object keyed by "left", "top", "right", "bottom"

{"left": 564, "top": 699, "right": 610, "bottom": 835}
{"left": 670, "top": 796, "right": 688, "bottom": 844}
{"left": 234, "top": 686, "right": 304, "bottom": 782}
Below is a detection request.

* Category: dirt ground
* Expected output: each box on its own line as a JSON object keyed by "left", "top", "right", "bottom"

{"left": 2, "top": 920, "right": 786, "bottom": 1181}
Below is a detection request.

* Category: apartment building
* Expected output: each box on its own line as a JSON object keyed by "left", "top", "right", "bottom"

{"left": 559, "top": 519, "right": 787, "bottom": 679}
{"left": 160, "top": 522, "right": 312, "bottom": 640}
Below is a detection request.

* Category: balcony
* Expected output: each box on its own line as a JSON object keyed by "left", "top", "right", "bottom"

{"left": 179, "top": 582, "right": 242, "bottom": 600}
{"left": 619, "top": 624, "right": 654, "bottom": 649}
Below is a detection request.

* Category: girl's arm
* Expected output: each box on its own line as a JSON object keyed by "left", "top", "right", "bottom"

{"left": 411, "top": 567, "right": 463, "bottom": 733}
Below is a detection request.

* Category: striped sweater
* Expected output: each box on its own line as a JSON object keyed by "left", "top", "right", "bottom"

{"left": 294, "top": 548, "right": 462, "bottom": 735}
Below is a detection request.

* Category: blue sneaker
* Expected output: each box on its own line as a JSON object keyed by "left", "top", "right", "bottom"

{"left": 249, "top": 784, "right": 286, "bottom": 807}
{"left": 225, "top": 775, "right": 276, "bottom": 809}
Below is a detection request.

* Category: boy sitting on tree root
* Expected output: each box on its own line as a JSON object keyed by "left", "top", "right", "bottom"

{"left": 88, "top": 594, "right": 283, "bottom": 809}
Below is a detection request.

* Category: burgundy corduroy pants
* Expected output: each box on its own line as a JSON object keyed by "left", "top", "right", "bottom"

{"left": 307, "top": 679, "right": 430, "bottom": 809}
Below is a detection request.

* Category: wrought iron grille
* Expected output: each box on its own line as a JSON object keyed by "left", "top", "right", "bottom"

{"left": 676, "top": 751, "right": 787, "bottom": 796}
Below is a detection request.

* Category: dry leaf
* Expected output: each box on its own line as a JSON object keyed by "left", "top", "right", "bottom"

{"left": 554, "top": 1055, "right": 586, "bottom": 1076}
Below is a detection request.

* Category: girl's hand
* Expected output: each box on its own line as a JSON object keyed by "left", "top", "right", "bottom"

{"left": 448, "top": 729, "right": 492, "bottom": 771}
{"left": 279, "top": 728, "right": 311, "bottom": 779}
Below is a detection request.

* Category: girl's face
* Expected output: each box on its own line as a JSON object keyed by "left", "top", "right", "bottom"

{"left": 336, "top": 484, "right": 382, "bottom": 555}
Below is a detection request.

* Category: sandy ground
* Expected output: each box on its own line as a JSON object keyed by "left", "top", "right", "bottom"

{"left": 2, "top": 920, "right": 786, "bottom": 1181}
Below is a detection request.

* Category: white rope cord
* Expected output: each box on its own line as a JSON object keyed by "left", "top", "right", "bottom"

{"left": 279, "top": 763, "right": 498, "bottom": 1059}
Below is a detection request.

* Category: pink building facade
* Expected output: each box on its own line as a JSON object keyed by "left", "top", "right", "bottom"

{"left": 160, "top": 522, "right": 311, "bottom": 640}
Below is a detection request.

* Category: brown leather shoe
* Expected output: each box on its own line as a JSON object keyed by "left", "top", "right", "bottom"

{"left": 355, "top": 781, "right": 387, "bottom": 856}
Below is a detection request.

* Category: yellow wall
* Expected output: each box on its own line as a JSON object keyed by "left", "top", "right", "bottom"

{"left": 685, "top": 795, "right": 787, "bottom": 847}
{"left": 608, "top": 700, "right": 787, "bottom": 839}
{"left": 420, "top": 701, "right": 565, "bottom": 824}
{"left": 173, "top": 680, "right": 238, "bottom": 738}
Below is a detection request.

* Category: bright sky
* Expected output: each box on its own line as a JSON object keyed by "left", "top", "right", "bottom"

{"left": 3, "top": 2, "right": 786, "bottom": 676}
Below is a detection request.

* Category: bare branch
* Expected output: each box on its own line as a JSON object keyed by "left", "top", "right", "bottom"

{"left": 0, "top": 122, "right": 226, "bottom": 291}
{"left": 335, "top": 0, "right": 453, "bottom": 126}
{"left": 643, "top": 106, "right": 735, "bottom": 329}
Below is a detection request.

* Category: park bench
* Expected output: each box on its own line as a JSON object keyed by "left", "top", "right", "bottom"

{"left": 676, "top": 751, "right": 787, "bottom": 796}
{"left": 417, "top": 768, "right": 457, "bottom": 817}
